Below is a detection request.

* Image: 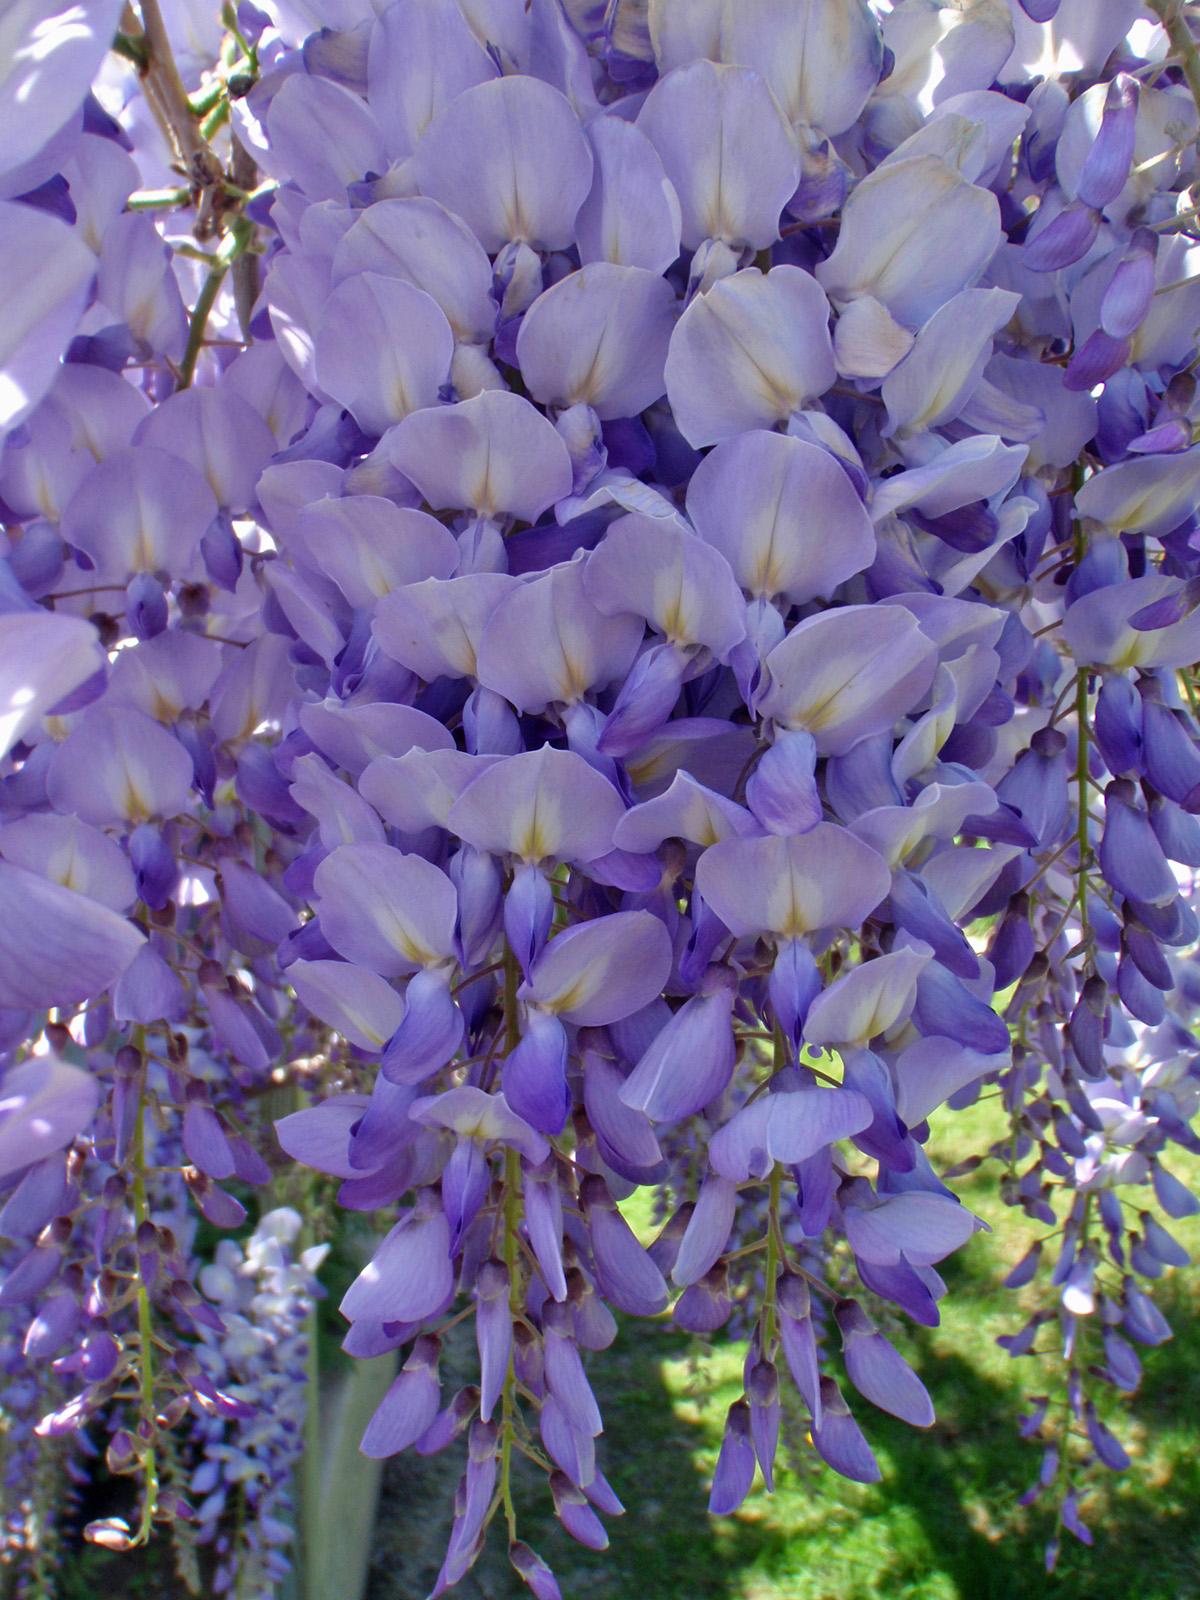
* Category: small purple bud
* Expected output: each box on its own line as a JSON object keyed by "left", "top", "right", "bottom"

{"left": 708, "top": 1400, "right": 756, "bottom": 1514}
{"left": 551, "top": 1472, "right": 609, "bottom": 1551}
{"left": 747, "top": 1359, "right": 781, "bottom": 1492}
{"left": 510, "top": 1541, "right": 563, "bottom": 1600}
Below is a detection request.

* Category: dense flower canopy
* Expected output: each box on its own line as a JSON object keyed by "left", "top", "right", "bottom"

{"left": 2, "top": 0, "right": 1200, "bottom": 1592}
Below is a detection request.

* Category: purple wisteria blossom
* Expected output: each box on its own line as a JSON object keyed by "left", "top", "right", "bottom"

{"left": 1, "top": 0, "right": 1200, "bottom": 1593}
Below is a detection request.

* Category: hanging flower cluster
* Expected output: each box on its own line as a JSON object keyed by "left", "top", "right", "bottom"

{"left": 3, "top": 0, "right": 1200, "bottom": 1592}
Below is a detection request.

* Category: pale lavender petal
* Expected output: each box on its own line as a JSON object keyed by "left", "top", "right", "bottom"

{"left": 409, "top": 1086, "right": 549, "bottom": 1165}
{"left": 686, "top": 431, "right": 875, "bottom": 604}
{"left": 637, "top": 62, "right": 797, "bottom": 250}
{"left": 665, "top": 267, "right": 836, "bottom": 447}
{"left": 708, "top": 1088, "right": 873, "bottom": 1181}
{"left": 804, "top": 948, "right": 932, "bottom": 1050}
{"left": 892, "top": 1036, "right": 995, "bottom": 1125}
{"left": 758, "top": 605, "right": 939, "bottom": 756}
{"left": 368, "top": 0, "right": 496, "bottom": 157}
{"left": 520, "top": 910, "right": 673, "bottom": 1025}
{"left": 60, "top": 446, "right": 217, "bottom": 581}
{"left": 575, "top": 116, "right": 681, "bottom": 274}
{"left": 332, "top": 197, "right": 496, "bottom": 345}
{"left": 374, "top": 573, "right": 517, "bottom": 681}
{"left": 845, "top": 1192, "right": 978, "bottom": 1267}
{"left": 815, "top": 156, "right": 1001, "bottom": 328}
{"left": 0, "top": 861, "right": 143, "bottom": 1009}
{"left": 447, "top": 745, "right": 625, "bottom": 865}
{"left": 383, "top": 390, "right": 572, "bottom": 519}
{"left": 0, "top": 0, "right": 125, "bottom": 179}
{"left": 881, "top": 288, "right": 1019, "bottom": 438}
{"left": 0, "top": 200, "right": 95, "bottom": 439}
{"left": 517, "top": 264, "right": 676, "bottom": 421}
{"left": 288, "top": 959, "right": 405, "bottom": 1052}
{"left": 696, "top": 826, "right": 892, "bottom": 939}
{"left": 1074, "top": 448, "right": 1200, "bottom": 540}
{"left": 1064, "top": 575, "right": 1200, "bottom": 670}
{"left": 264, "top": 72, "right": 387, "bottom": 202}
{"left": 315, "top": 274, "right": 454, "bottom": 437}
{"left": 132, "top": 386, "right": 277, "bottom": 515}
{"left": 584, "top": 513, "right": 745, "bottom": 657}
{"left": 46, "top": 707, "right": 194, "bottom": 826}
{"left": 0, "top": 612, "right": 102, "bottom": 759}
{"left": 0, "top": 1057, "right": 99, "bottom": 1181}
{"left": 475, "top": 560, "right": 643, "bottom": 713}
{"left": 299, "top": 701, "right": 455, "bottom": 778}
{"left": 315, "top": 843, "right": 457, "bottom": 976}
{"left": 412, "top": 76, "right": 592, "bottom": 252}
{"left": 288, "top": 496, "right": 459, "bottom": 607}
{"left": 581, "top": 1176, "right": 669, "bottom": 1315}
{"left": 613, "top": 770, "right": 757, "bottom": 852}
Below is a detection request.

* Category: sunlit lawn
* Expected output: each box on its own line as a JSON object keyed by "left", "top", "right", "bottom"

{"left": 369, "top": 1095, "right": 1200, "bottom": 1600}
{"left": 62, "top": 1095, "right": 1200, "bottom": 1600}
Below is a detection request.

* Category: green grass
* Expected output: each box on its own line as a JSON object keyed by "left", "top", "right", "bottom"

{"left": 52, "top": 1097, "right": 1200, "bottom": 1600}
{"left": 368, "top": 1094, "right": 1200, "bottom": 1600}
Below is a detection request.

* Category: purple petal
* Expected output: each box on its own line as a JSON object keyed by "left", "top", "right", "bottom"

{"left": 387, "top": 391, "right": 572, "bottom": 523}
{"left": 696, "top": 825, "right": 892, "bottom": 938}
{"left": 673, "top": 1174, "right": 737, "bottom": 1287}
{"left": 759, "top": 604, "right": 938, "bottom": 756}
{"left": 620, "top": 987, "right": 736, "bottom": 1123}
{"left": 448, "top": 745, "right": 626, "bottom": 866}
{"left": 517, "top": 263, "right": 676, "bottom": 421}
{"left": 0, "top": 1057, "right": 99, "bottom": 1180}
{"left": 837, "top": 1300, "right": 934, "bottom": 1426}
{"left": 504, "top": 1010, "right": 570, "bottom": 1135}
{"left": 361, "top": 1339, "right": 442, "bottom": 1459}
{"left": 520, "top": 910, "right": 673, "bottom": 1026}
{"left": 709, "top": 1087, "right": 873, "bottom": 1181}
{"left": 288, "top": 959, "right": 405, "bottom": 1052}
{"left": 315, "top": 844, "right": 458, "bottom": 977}
{"left": 341, "top": 1196, "right": 453, "bottom": 1324}
{"left": 0, "top": 861, "right": 144, "bottom": 1009}
{"left": 665, "top": 266, "right": 836, "bottom": 447}
{"left": 581, "top": 1176, "right": 669, "bottom": 1315}
{"left": 380, "top": 970, "right": 464, "bottom": 1086}
{"left": 637, "top": 62, "right": 797, "bottom": 250}
{"left": 274, "top": 1095, "right": 370, "bottom": 1180}
{"left": 412, "top": 76, "right": 592, "bottom": 253}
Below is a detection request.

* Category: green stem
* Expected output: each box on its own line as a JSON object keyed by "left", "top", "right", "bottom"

{"left": 130, "top": 1034, "right": 160, "bottom": 1544}
{"left": 127, "top": 186, "right": 192, "bottom": 210}
{"left": 499, "top": 1147, "right": 521, "bottom": 1544}
{"left": 497, "top": 944, "right": 523, "bottom": 1542}
{"left": 1074, "top": 668, "right": 1091, "bottom": 948}
{"left": 178, "top": 262, "right": 227, "bottom": 388}
{"left": 1149, "top": 2, "right": 1200, "bottom": 128}
{"left": 761, "top": 1164, "right": 782, "bottom": 1355}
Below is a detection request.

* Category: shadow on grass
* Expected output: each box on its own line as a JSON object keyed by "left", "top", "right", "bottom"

{"left": 870, "top": 1271, "right": 1200, "bottom": 1600}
